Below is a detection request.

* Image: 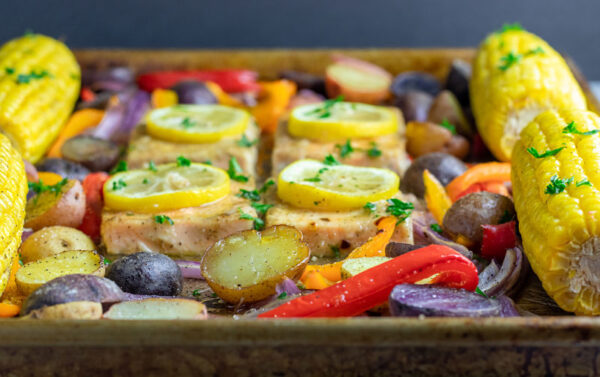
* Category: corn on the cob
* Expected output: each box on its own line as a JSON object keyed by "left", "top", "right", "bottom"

{"left": 471, "top": 27, "right": 587, "bottom": 161}
{"left": 512, "top": 109, "right": 600, "bottom": 315}
{"left": 0, "top": 33, "right": 80, "bottom": 163}
{"left": 0, "top": 133, "right": 27, "bottom": 295}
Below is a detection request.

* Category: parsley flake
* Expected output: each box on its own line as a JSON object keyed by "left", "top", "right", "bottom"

{"left": 112, "top": 179, "right": 127, "bottom": 191}
{"left": 544, "top": 175, "right": 574, "bottom": 195}
{"left": 562, "top": 121, "right": 600, "bottom": 136}
{"left": 323, "top": 154, "right": 340, "bottom": 166}
{"left": 430, "top": 224, "right": 443, "bottom": 233}
{"left": 181, "top": 117, "right": 195, "bottom": 129}
{"left": 251, "top": 202, "right": 273, "bottom": 215}
{"left": 576, "top": 179, "right": 592, "bottom": 187}
{"left": 259, "top": 179, "right": 275, "bottom": 194}
{"left": 496, "top": 23, "right": 523, "bottom": 34}
{"left": 306, "top": 95, "right": 344, "bottom": 118}
{"left": 176, "top": 156, "right": 191, "bottom": 167}
{"left": 28, "top": 178, "right": 68, "bottom": 198}
{"left": 203, "top": 160, "right": 212, "bottom": 165}
{"left": 525, "top": 46, "right": 545, "bottom": 56}
{"left": 237, "top": 189, "right": 261, "bottom": 202}
{"left": 440, "top": 119, "right": 457, "bottom": 135}
{"left": 336, "top": 139, "right": 354, "bottom": 158}
{"left": 364, "top": 202, "right": 376, "bottom": 213}
{"left": 526, "top": 146, "right": 564, "bottom": 158}
{"left": 148, "top": 161, "right": 157, "bottom": 172}
{"left": 110, "top": 160, "right": 128, "bottom": 174}
{"left": 154, "top": 214, "right": 174, "bottom": 225}
{"left": 385, "top": 198, "right": 414, "bottom": 224}
{"left": 142, "top": 178, "right": 149, "bottom": 184}
{"left": 16, "top": 70, "right": 52, "bottom": 84}
{"left": 330, "top": 245, "right": 341, "bottom": 259}
{"left": 103, "top": 257, "right": 111, "bottom": 265}
{"left": 4, "top": 67, "right": 14, "bottom": 75}
{"left": 192, "top": 289, "right": 202, "bottom": 297}
{"left": 237, "top": 134, "right": 258, "bottom": 147}
{"left": 277, "top": 292, "right": 288, "bottom": 300}
{"left": 366, "top": 142, "right": 382, "bottom": 158}
{"left": 227, "top": 157, "right": 248, "bottom": 182}
{"left": 475, "top": 287, "right": 489, "bottom": 298}
{"left": 238, "top": 208, "right": 264, "bottom": 230}
{"left": 498, "top": 51, "right": 522, "bottom": 71}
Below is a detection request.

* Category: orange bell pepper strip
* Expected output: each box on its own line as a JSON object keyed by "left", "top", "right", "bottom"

{"left": 151, "top": 89, "right": 178, "bottom": 108}
{"left": 455, "top": 181, "right": 510, "bottom": 201}
{"left": 300, "top": 216, "right": 397, "bottom": 285}
{"left": 446, "top": 162, "right": 511, "bottom": 201}
{"left": 259, "top": 245, "right": 479, "bottom": 318}
{"left": 205, "top": 82, "right": 245, "bottom": 108}
{"left": 250, "top": 80, "right": 296, "bottom": 133}
{"left": 35, "top": 172, "right": 64, "bottom": 185}
{"left": 302, "top": 270, "right": 335, "bottom": 290}
{"left": 47, "top": 109, "right": 105, "bottom": 158}
{"left": 423, "top": 170, "right": 452, "bottom": 224}
{"left": 0, "top": 254, "right": 23, "bottom": 317}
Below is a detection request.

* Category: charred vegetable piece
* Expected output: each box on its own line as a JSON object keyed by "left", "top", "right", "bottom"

{"left": 202, "top": 225, "right": 310, "bottom": 304}
{"left": 427, "top": 90, "right": 473, "bottom": 138}
{"left": 16, "top": 250, "right": 105, "bottom": 296}
{"left": 278, "top": 70, "right": 326, "bottom": 95}
{"left": 21, "top": 274, "right": 124, "bottom": 315}
{"left": 25, "top": 179, "right": 86, "bottom": 230}
{"left": 24, "top": 301, "right": 103, "bottom": 320}
{"left": 106, "top": 252, "right": 183, "bottom": 296}
{"left": 35, "top": 158, "right": 90, "bottom": 181}
{"left": 393, "top": 91, "right": 433, "bottom": 123}
{"left": 103, "top": 298, "right": 208, "bottom": 320}
{"left": 406, "top": 121, "right": 469, "bottom": 159}
{"left": 20, "top": 226, "right": 95, "bottom": 264}
{"left": 171, "top": 81, "right": 218, "bottom": 105}
{"left": 442, "top": 192, "right": 516, "bottom": 245}
{"left": 389, "top": 284, "right": 502, "bottom": 317}
{"left": 325, "top": 55, "right": 392, "bottom": 104}
{"left": 61, "top": 135, "right": 120, "bottom": 172}
{"left": 390, "top": 72, "right": 441, "bottom": 97}
{"left": 400, "top": 153, "right": 467, "bottom": 198}
{"left": 260, "top": 245, "right": 478, "bottom": 318}
{"left": 444, "top": 59, "right": 472, "bottom": 108}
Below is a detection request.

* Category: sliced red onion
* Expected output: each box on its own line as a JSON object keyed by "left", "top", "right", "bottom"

{"left": 275, "top": 277, "right": 301, "bottom": 296}
{"left": 478, "top": 260, "right": 499, "bottom": 287}
{"left": 21, "top": 229, "right": 34, "bottom": 243}
{"left": 90, "top": 89, "right": 149, "bottom": 144}
{"left": 82, "top": 67, "right": 135, "bottom": 92}
{"left": 478, "top": 247, "right": 523, "bottom": 297}
{"left": 90, "top": 95, "right": 128, "bottom": 141}
{"left": 111, "top": 90, "right": 150, "bottom": 145}
{"left": 175, "top": 260, "right": 204, "bottom": 280}
{"left": 389, "top": 284, "right": 502, "bottom": 317}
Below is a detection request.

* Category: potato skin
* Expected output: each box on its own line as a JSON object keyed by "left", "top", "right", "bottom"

{"left": 24, "top": 179, "right": 86, "bottom": 230}
{"left": 105, "top": 252, "right": 183, "bottom": 296}
{"left": 442, "top": 192, "right": 515, "bottom": 244}
{"left": 20, "top": 226, "right": 95, "bottom": 264}
{"left": 401, "top": 153, "right": 467, "bottom": 198}
{"left": 24, "top": 301, "right": 103, "bottom": 319}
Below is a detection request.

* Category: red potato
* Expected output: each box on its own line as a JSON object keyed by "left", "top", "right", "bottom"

{"left": 24, "top": 179, "right": 86, "bottom": 230}
{"left": 325, "top": 55, "right": 392, "bottom": 104}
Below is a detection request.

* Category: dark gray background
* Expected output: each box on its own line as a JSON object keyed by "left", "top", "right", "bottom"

{"left": 3, "top": 0, "right": 599, "bottom": 78}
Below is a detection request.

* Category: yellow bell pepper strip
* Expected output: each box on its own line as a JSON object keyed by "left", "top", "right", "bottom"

{"left": 300, "top": 216, "right": 397, "bottom": 285}
{"left": 35, "top": 172, "right": 64, "bottom": 185}
{"left": 259, "top": 245, "right": 479, "bottom": 318}
{"left": 423, "top": 169, "right": 452, "bottom": 224}
{"left": 250, "top": 80, "right": 296, "bottom": 133}
{"left": 47, "top": 109, "right": 105, "bottom": 158}
{"left": 446, "top": 162, "right": 511, "bottom": 201}
{"left": 151, "top": 89, "right": 178, "bottom": 108}
{"left": 205, "top": 82, "right": 245, "bottom": 108}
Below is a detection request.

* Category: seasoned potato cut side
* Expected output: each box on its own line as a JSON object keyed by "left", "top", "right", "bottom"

{"left": 16, "top": 250, "right": 105, "bottom": 296}
{"left": 20, "top": 226, "right": 96, "bottom": 264}
{"left": 25, "top": 179, "right": 86, "bottom": 230}
{"left": 202, "top": 225, "right": 310, "bottom": 303}
{"left": 103, "top": 298, "right": 207, "bottom": 320}
{"left": 24, "top": 301, "right": 103, "bottom": 319}
{"left": 340, "top": 257, "right": 391, "bottom": 280}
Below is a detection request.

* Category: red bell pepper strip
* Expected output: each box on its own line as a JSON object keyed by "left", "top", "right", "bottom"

{"left": 259, "top": 245, "right": 478, "bottom": 318}
{"left": 80, "top": 87, "right": 96, "bottom": 102}
{"left": 78, "top": 172, "right": 109, "bottom": 243}
{"left": 137, "top": 70, "right": 260, "bottom": 93}
{"left": 480, "top": 221, "right": 517, "bottom": 260}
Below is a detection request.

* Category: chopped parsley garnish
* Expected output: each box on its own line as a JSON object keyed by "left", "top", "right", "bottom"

{"left": 237, "top": 189, "right": 261, "bottom": 202}
{"left": 176, "top": 156, "right": 191, "bottom": 167}
{"left": 440, "top": 119, "right": 457, "bottom": 135}
{"left": 28, "top": 178, "right": 68, "bottom": 197}
{"left": 4, "top": 67, "right": 14, "bottom": 75}
{"left": 385, "top": 198, "right": 414, "bottom": 224}
{"left": 181, "top": 117, "right": 195, "bottom": 129}
{"left": 364, "top": 202, "right": 376, "bottom": 213}
{"left": 103, "top": 257, "right": 111, "bottom": 265}
{"left": 154, "top": 214, "right": 174, "bottom": 225}
{"left": 496, "top": 23, "right": 523, "bottom": 34}
{"left": 277, "top": 292, "right": 288, "bottom": 300}
{"left": 323, "top": 154, "right": 340, "bottom": 166}
{"left": 526, "top": 146, "right": 564, "bottom": 158}
{"left": 499, "top": 210, "right": 514, "bottom": 224}
{"left": 562, "top": 121, "right": 600, "bottom": 136}
{"left": 110, "top": 160, "right": 128, "bottom": 174}
{"left": 211, "top": 292, "right": 218, "bottom": 298}
{"left": 112, "top": 179, "right": 127, "bottom": 191}
{"left": 498, "top": 51, "right": 521, "bottom": 71}
{"left": 544, "top": 175, "right": 573, "bottom": 195}
{"left": 16, "top": 70, "right": 52, "bottom": 84}
{"left": 148, "top": 160, "right": 157, "bottom": 172}
{"left": 251, "top": 202, "right": 273, "bottom": 215}
{"left": 306, "top": 95, "right": 344, "bottom": 118}
{"left": 430, "top": 224, "right": 443, "bottom": 233}
{"left": 304, "top": 176, "right": 322, "bottom": 182}
{"left": 525, "top": 46, "right": 545, "bottom": 56}
{"left": 227, "top": 157, "right": 248, "bottom": 182}
{"left": 259, "top": 179, "right": 275, "bottom": 194}
{"left": 576, "top": 179, "right": 592, "bottom": 187}
{"left": 192, "top": 289, "right": 202, "bottom": 297}
{"left": 475, "top": 287, "right": 489, "bottom": 298}
{"left": 336, "top": 139, "right": 354, "bottom": 158}
{"left": 366, "top": 142, "right": 382, "bottom": 158}
{"left": 203, "top": 160, "right": 212, "bottom": 165}
{"left": 237, "top": 134, "right": 258, "bottom": 147}
{"left": 330, "top": 245, "right": 341, "bottom": 258}
{"left": 238, "top": 208, "right": 264, "bottom": 230}
{"left": 142, "top": 178, "right": 149, "bottom": 184}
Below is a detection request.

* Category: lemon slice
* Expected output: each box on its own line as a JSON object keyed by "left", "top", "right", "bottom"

{"left": 277, "top": 159, "right": 399, "bottom": 210}
{"left": 104, "top": 162, "right": 230, "bottom": 212}
{"left": 288, "top": 101, "right": 398, "bottom": 141}
{"left": 146, "top": 104, "right": 249, "bottom": 143}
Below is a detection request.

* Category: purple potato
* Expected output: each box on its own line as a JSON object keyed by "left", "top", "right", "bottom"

{"left": 390, "top": 72, "right": 441, "bottom": 97}
{"left": 394, "top": 91, "right": 433, "bottom": 122}
{"left": 400, "top": 153, "right": 467, "bottom": 198}
{"left": 444, "top": 59, "right": 472, "bottom": 107}
{"left": 61, "top": 135, "right": 120, "bottom": 172}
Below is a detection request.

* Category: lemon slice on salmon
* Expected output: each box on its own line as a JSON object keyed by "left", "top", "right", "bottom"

{"left": 288, "top": 101, "right": 398, "bottom": 141}
{"left": 104, "top": 162, "right": 230, "bottom": 212}
{"left": 277, "top": 159, "right": 399, "bottom": 210}
{"left": 146, "top": 104, "right": 249, "bottom": 143}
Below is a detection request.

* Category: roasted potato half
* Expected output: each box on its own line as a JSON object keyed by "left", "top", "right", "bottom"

{"left": 201, "top": 225, "right": 310, "bottom": 304}
{"left": 24, "top": 179, "right": 86, "bottom": 230}
{"left": 20, "top": 226, "right": 96, "bottom": 264}
{"left": 16, "top": 250, "right": 105, "bottom": 296}
{"left": 103, "top": 298, "right": 207, "bottom": 320}
{"left": 23, "top": 301, "right": 103, "bottom": 319}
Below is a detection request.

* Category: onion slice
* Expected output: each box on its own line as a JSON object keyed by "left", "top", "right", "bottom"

{"left": 478, "top": 247, "right": 524, "bottom": 297}
{"left": 175, "top": 260, "right": 204, "bottom": 280}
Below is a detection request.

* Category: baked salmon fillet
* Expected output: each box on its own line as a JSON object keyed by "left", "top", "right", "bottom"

{"left": 264, "top": 191, "right": 413, "bottom": 258}
{"left": 271, "top": 117, "right": 409, "bottom": 177}
{"left": 126, "top": 121, "right": 259, "bottom": 176}
{"left": 101, "top": 181, "right": 257, "bottom": 259}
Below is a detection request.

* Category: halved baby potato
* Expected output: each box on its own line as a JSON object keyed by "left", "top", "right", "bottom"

{"left": 16, "top": 250, "right": 105, "bottom": 296}
{"left": 24, "top": 179, "right": 86, "bottom": 230}
{"left": 103, "top": 298, "right": 207, "bottom": 320}
{"left": 201, "top": 225, "right": 310, "bottom": 304}
{"left": 20, "top": 226, "right": 96, "bottom": 264}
